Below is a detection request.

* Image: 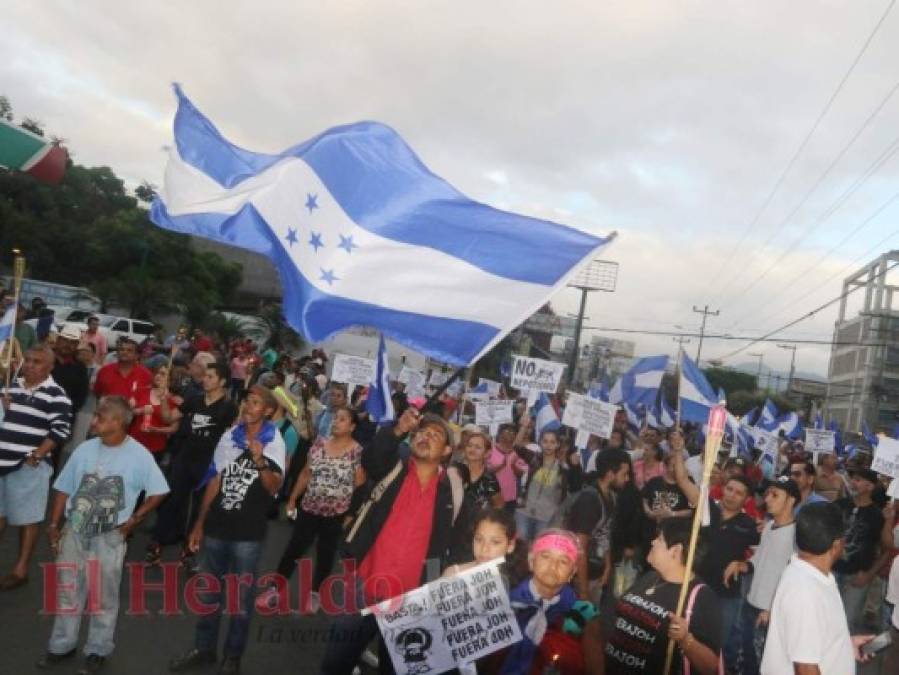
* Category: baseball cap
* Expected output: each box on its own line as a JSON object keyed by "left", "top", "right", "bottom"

{"left": 58, "top": 324, "right": 82, "bottom": 341}
{"left": 768, "top": 476, "right": 801, "bottom": 503}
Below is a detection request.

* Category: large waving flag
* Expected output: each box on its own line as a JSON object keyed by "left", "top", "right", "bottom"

{"left": 609, "top": 355, "right": 669, "bottom": 408}
{"left": 365, "top": 335, "right": 395, "bottom": 424}
{"left": 861, "top": 420, "right": 879, "bottom": 447}
{"left": 0, "top": 304, "right": 15, "bottom": 344}
{"left": 678, "top": 352, "right": 717, "bottom": 424}
{"left": 150, "top": 86, "right": 612, "bottom": 366}
{"left": 775, "top": 412, "right": 803, "bottom": 440}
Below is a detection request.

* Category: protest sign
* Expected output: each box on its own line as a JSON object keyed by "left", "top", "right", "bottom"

{"left": 575, "top": 428, "right": 591, "bottom": 450}
{"left": 804, "top": 429, "right": 835, "bottom": 454}
{"left": 446, "top": 380, "right": 464, "bottom": 397}
{"left": 887, "top": 478, "right": 899, "bottom": 500}
{"left": 475, "top": 401, "right": 513, "bottom": 427}
{"left": 872, "top": 436, "right": 899, "bottom": 479}
{"left": 330, "top": 354, "right": 376, "bottom": 387}
{"left": 562, "top": 392, "right": 615, "bottom": 439}
{"left": 510, "top": 356, "right": 565, "bottom": 393}
{"left": 753, "top": 429, "right": 779, "bottom": 479}
{"left": 373, "top": 559, "right": 521, "bottom": 674}
{"left": 477, "top": 378, "right": 502, "bottom": 397}
{"left": 398, "top": 367, "right": 426, "bottom": 398}
{"left": 428, "top": 370, "right": 450, "bottom": 388}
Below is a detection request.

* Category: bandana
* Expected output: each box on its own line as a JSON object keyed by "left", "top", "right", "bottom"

{"left": 532, "top": 533, "right": 579, "bottom": 564}
{"left": 501, "top": 579, "right": 577, "bottom": 674}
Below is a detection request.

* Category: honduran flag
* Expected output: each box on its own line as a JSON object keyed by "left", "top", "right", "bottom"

{"left": 365, "top": 334, "right": 395, "bottom": 424}
{"left": 0, "top": 119, "right": 67, "bottom": 184}
{"left": 150, "top": 86, "right": 613, "bottom": 366}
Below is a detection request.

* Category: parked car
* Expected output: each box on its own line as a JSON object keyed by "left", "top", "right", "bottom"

{"left": 25, "top": 311, "right": 156, "bottom": 345}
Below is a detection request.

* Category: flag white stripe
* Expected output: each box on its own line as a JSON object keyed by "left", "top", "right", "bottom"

{"left": 162, "top": 150, "right": 550, "bottom": 328}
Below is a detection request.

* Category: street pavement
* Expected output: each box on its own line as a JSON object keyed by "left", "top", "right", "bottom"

{"left": 0, "top": 516, "right": 336, "bottom": 675}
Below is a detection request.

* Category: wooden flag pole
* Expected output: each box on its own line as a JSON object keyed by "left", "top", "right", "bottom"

{"left": 663, "top": 404, "right": 726, "bottom": 675}
{"left": 2, "top": 250, "right": 26, "bottom": 391}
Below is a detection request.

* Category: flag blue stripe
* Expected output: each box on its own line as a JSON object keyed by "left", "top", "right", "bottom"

{"left": 151, "top": 201, "right": 498, "bottom": 366}
{"left": 170, "top": 85, "right": 607, "bottom": 286}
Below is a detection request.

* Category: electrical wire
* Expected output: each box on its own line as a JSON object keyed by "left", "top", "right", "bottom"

{"left": 577, "top": 324, "right": 882, "bottom": 346}
{"left": 714, "top": 259, "right": 899, "bottom": 362}
{"left": 705, "top": 0, "right": 897, "bottom": 296}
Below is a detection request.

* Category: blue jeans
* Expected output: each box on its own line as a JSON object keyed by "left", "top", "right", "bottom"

{"left": 734, "top": 602, "right": 766, "bottom": 675}
{"left": 194, "top": 537, "right": 262, "bottom": 658}
{"left": 836, "top": 571, "right": 871, "bottom": 633}
{"left": 47, "top": 529, "right": 127, "bottom": 657}
{"left": 718, "top": 594, "right": 743, "bottom": 671}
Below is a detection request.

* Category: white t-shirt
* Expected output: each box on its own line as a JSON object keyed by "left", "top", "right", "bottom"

{"left": 685, "top": 453, "right": 704, "bottom": 486}
{"left": 761, "top": 555, "right": 854, "bottom": 675}
{"left": 887, "top": 555, "right": 899, "bottom": 631}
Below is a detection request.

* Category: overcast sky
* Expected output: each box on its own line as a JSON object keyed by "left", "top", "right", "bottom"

{"left": 5, "top": 0, "right": 899, "bottom": 378}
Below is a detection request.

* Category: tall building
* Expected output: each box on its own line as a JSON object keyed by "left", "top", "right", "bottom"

{"left": 826, "top": 251, "right": 899, "bottom": 431}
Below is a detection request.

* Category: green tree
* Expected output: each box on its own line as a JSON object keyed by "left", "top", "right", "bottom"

{"left": 20, "top": 117, "right": 44, "bottom": 136}
{"left": 704, "top": 367, "right": 757, "bottom": 399}
{"left": 246, "top": 304, "right": 303, "bottom": 352}
{"left": 0, "top": 95, "right": 12, "bottom": 122}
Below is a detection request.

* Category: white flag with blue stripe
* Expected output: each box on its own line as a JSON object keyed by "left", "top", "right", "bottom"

{"left": 0, "top": 304, "right": 15, "bottom": 344}
{"left": 609, "top": 355, "right": 669, "bottom": 408}
{"left": 150, "top": 86, "right": 613, "bottom": 366}
{"left": 678, "top": 352, "right": 717, "bottom": 424}
{"left": 365, "top": 334, "right": 395, "bottom": 424}
{"left": 533, "top": 393, "right": 561, "bottom": 435}
{"left": 756, "top": 399, "right": 780, "bottom": 431}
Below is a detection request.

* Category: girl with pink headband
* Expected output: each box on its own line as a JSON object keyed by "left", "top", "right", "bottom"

{"left": 498, "top": 529, "right": 601, "bottom": 674}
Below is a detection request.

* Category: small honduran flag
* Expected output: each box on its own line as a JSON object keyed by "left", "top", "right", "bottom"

{"left": 0, "top": 119, "right": 68, "bottom": 184}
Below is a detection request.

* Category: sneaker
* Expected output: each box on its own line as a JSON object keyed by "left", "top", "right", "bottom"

{"left": 169, "top": 648, "right": 217, "bottom": 672}
{"left": 219, "top": 655, "right": 240, "bottom": 674}
{"left": 75, "top": 653, "right": 106, "bottom": 674}
{"left": 35, "top": 648, "right": 76, "bottom": 669}
{"left": 145, "top": 543, "right": 161, "bottom": 567}
{"left": 254, "top": 585, "right": 281, "bottom": 613}
{"left": 179, "top": 550, "right": 200, "bottom": 576}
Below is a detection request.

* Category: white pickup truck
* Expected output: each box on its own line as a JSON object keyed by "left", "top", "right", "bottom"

{"left": 25, "top": 308, "right": 156, "bottom": 344}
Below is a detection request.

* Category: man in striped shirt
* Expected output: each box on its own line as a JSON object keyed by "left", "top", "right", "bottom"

{"left": 0, "top": 344, "right": 72, "bottom": 590}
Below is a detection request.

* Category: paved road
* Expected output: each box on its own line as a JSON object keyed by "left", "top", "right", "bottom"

{"left": 0, "top": 517, "right": 338, "bottom": 675}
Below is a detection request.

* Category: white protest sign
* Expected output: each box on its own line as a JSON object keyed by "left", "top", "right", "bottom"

{"left": 804, "top": 429, "right": 835, "bottom": 454}
{"left": 753, "top": 429, "right": 779, "bottom": 479}
{"left": 428, "top": 370, "right": 449, "bottom": 388}
{"left": 477, "top": 378, "right": 502, "bottom": 397}
{"left": 562, "top": 392, "right": 616, "bottom": 439}
{"left": 446, "top": 380, "right": 464, "bottom": 397}
{"left": 475, "top": 400, "right": 514, "bottom": 427}
{"left": 398, "top": 367, "right": 426, "bottom": 398}
{"left": 887, "top": 478, "right": 899, "bottom": 500}
{"left": 510, "top": 356, "right": 565, "bottom": 394}
{"left": 575, "top": 428, "right": 591, "bottom": 450}
{"left": 373, "top": 559, "right": 521, "bottom": 674}
{"left": 872, "top": 436, "right": 899, "bottom": 479}
{"left": 330, "top": 354, "right": 376, "bottom": 388}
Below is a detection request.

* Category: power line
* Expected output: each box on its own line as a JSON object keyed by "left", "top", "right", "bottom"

{"left": 578, "top": 324, "right": 883, "bottom": 346}
{"left": 705, "top": 0, "right": 897, "bottom": 296}
{"left": 715, "top": 76, "right": 899, "bottom": 309}
{"left": 715, "top": 259, "right": 899, "bottom": 362}
{"left": 725, "top": 185, "right": 899, "bottom": 332}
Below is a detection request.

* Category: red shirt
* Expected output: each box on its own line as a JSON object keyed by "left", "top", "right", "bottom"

{"left": 193, "top": 336, "right": 213, "bottom": 352}
{"left": 130, "top": 393, "right": 179, "bottom": 452}
{"left": 359, "top": 460, "right": 439, "bottom": 604}
{"left": 93, "top": 362, "right": 153, "bottom": 401}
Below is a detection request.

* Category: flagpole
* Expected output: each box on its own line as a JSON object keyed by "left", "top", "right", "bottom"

{"left": 2, "top": 251, "right": 25, "bottom": 379}
{"left": 663, "top": 405, "right": 726, "bottom": 675}
{"left": 675, "top": 347, "right": 683, "bottom": 429}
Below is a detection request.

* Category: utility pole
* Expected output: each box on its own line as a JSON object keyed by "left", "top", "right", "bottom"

{"left": 777, "top": 344, "right": 797, "bottom": 397}
{"left": 567, "top": 260, "right": 619, "bottom": 386}
{"left": 692, "top": 305, "right": 720, "bottom": 365}
{"left": 748, "top": 352, "right": 764, "bottom": 391}
{"left": 672, "top": 336, "right": 691, "bottom": 349}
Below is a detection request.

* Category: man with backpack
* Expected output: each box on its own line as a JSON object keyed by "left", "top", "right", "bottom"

{"left": 565, "top": 448, "right": 632, "bottom": 604}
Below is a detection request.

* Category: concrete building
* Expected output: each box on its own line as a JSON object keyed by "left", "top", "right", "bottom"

{"left": 826, "top": 251, "right": 899, "bottom": 431}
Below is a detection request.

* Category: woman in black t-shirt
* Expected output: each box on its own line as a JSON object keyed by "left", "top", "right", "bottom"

{"left": 605, "top": 518, "right": 722, "bottom": 675}
{"left": 641, "top": 454, "right": 692, "bottom": 546}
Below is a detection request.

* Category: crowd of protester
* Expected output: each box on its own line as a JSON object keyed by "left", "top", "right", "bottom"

{"left": 1, "top": 307, "right": 898, "bottom": 675}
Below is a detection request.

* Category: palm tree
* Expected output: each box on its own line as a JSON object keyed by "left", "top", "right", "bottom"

{"left": 246, "top": 304, "right": 304, "bottom": 352}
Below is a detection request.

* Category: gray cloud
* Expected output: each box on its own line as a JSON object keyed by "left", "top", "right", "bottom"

{"left": 4, "top": 0, "right": 899, "bottom": 376}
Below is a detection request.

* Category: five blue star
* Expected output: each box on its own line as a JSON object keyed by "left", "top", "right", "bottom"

{"left": 309, "top": 232, "right": 324, "bottom": 252}
{"left": 305, "top": 193, "right": 319, "bottom": 213}
{"left": 285, "top": 228, "right": 299, "bottom": 247}
{"left": 338, "top": 234, "right": 358, "bottom": 254}
{"left": 320, "top": 268, "right": 338, "bottom": 285}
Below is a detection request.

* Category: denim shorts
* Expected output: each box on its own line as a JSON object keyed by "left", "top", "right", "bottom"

{"left": 0, "top": 460, "right": 52, "bottom": 525}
